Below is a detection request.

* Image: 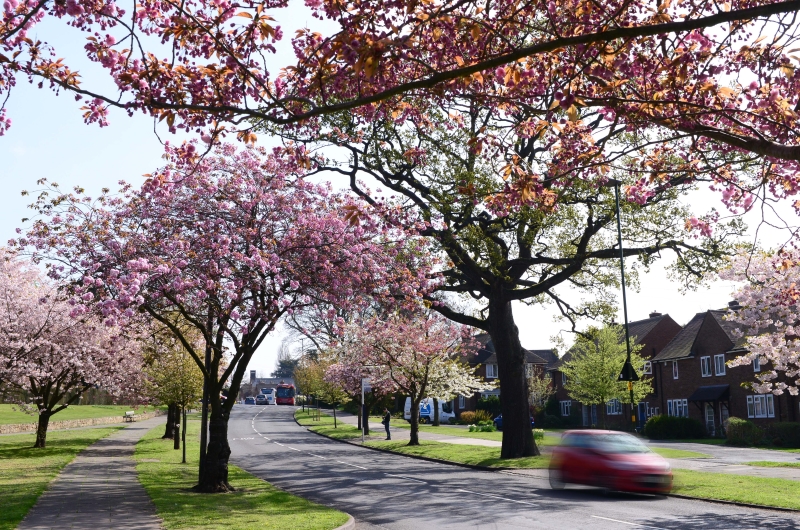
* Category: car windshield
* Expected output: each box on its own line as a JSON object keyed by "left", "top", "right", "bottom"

{"left": 592, "top": 434, "right": 651, "bottom": 454}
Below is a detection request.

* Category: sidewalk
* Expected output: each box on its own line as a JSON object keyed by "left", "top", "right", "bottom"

{"left": 17, "top": 415, "right": 164, "bottom": 530}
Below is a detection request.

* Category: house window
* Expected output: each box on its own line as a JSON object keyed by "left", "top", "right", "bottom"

{"left": 486, "top": 364, "right": 498, "bottom": 378}
{"left": 673, "top": 361, "right": 679, "bottom": 379}
{"left": 667, "top": 399, "right": 688, "bottom": 418}
{"left": 701, "top": 356, "right": 711, "bottom": 377}
{"left": 606, "top": 399, "right": 622, "bottom": 415}
{"left": 714, "top": 354, "right": 726, "bottom": 376}
{"left": 458, "top": 395, "right": 465, "bottom": 409}
{"left": 525, "top": 363, "right": 533, "bottom": 377}
{"left": 747, "top": 394, "right": 775, "bottom": 418}
{"left": 560, "top": 400, "right": 571, "bottom": 417}
{"left": 754, "top": 357, "right": 761, "bottom": 372}
{"left": 562, "top": 372, "right": 567, "bottom": 386}
{"left": 643, "top": 361, "right": 652, "bottom": 375}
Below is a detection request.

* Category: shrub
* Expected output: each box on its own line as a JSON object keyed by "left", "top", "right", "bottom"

{"left": 538, "top": 414, "right": 569, "bottom": 429}
{"left": 763, "top": 422, "right": 800, "bottom": 448}
{"left": 457, "top": 410, "right": 493, "bottom": 424}
{"left": 725, "top": 417, "right": 764, "bottom": 446}
{"left": 533, "top": 429, "right": 544, "bottom": 442}
{"left": 468, "top": 422, "right": 496, "bottom": 432}
{"left": 643, "top": 415, "right": 705, "bottom": 440}
{"left": 544, "top": 395, "right": 560, "bottom": 417}
{"left": 477, "top": 396, "right": 502, "bottom": 417}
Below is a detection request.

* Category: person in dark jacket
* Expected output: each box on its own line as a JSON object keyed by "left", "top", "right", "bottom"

{"left": 381, "top": 408, "right": 392, "bottom": 440}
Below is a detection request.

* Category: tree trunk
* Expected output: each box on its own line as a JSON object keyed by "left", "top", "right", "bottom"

{"left": 409, "top": 396, "right": 421, "bottom": 446}
{"left": 333, "top": 406, "right": 337, "bottom": 428}
{"left": 488, "top": 296, "right": 540, "bottom": 458}
{"left": 433, "top": 397, "right": 440, "bottom": 426}
{"left": 34, "top": 411, "right": 51, "bottom": 448}
{"left": 163, "top": 403, "right": 177, "bottom": 439}
{"left": 196, "top": 406, "right": 233, "bottom": 492}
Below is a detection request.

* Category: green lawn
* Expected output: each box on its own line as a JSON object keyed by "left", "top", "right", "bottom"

{"left": 0, "top": 427, "right": 123, "bottom": 530}
{"left": 384, "top": 418, "right": 562, "bottom": 445}
{"left": 650, "top": 447, "right": 711, "bottom": 459}
{"left": 744, "top": 460, "right": 800, "bottom": 468}
{"left": 135, "top": 418, "right": 349, "bottom": 530}
{"left": 0, "top": 404, "right": 163, "bottom": 425}
{"left": 364, "top": 439, "right": 550, "bottom": 469}
{"left": 295, "top": 410, "right": 379, "bottom": 440}
{"left": 672, "top": 469, "right": 800, "bottom": 510}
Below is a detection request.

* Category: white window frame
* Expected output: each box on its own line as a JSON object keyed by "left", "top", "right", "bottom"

{"left": 458, "top": 395, "right": 465, "bottom": 408}
{"left": 643, "top": 361, "right": 652, "bottom": 375}
{"left": 667, "top": 400, "right": 673, "bottom": 417}
{"left": 754, "top": 357, "right": 761, "bottom": 372}
{"left": 672, "top": 361, "right": 679, "bottom": 379}
{"left": 667, "top": 399, "right": 689, "bottom": 418}
{"left": 562, "top": 372, "right": 567, "bottom": 386}
{"left": 747, "top": 394, "right": 775, "bottom": 418}
{"left": 700, "top": 356, "right": 711, "bottom": 377}
{"left": 560, "top": 400, "right": 571, "bottom": 417}
{"left": 606, "top": 399, "right": 622, "bottom": 415}
{"left": 486, "top": 364, "right": 498, "bottom": 378}
{"left": 714, "top": 354, "right": 726, "bottom": 376}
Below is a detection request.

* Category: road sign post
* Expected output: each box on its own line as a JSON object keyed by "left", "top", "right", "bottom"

{"left": 361, "top": 377, "right": 371, "bottom": 443}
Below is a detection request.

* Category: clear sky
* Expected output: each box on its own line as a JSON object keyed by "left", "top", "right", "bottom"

{"left": 2, "top": 9, "right": 798, "bottom": 374}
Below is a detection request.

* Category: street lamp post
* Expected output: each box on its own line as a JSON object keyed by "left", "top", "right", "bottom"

{"left": 607, "top": 179, "right": 639, "bottom": 432}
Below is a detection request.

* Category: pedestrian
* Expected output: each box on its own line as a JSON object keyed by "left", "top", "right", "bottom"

{"left": 381, "top": 408, "right": 392, "bottom": 440}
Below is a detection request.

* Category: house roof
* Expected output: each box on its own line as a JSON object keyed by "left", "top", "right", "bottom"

{"left": 484, "top": 348, "right": 549, "bottom": 365}
{"left": 531, "top": 348, "right": 560, "bottom": 369}
{"left": 627, "top": 314, "right": 668, "bottom": 344}
{"left": 688, "top": 384, "right": 730, "bottom": 402}
{"left": 652, "top": 312, "right": 707, "bottom": 362}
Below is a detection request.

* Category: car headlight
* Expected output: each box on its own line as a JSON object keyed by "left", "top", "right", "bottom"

{"left": 663, "top": 461, "right": 671, "bottom": 472}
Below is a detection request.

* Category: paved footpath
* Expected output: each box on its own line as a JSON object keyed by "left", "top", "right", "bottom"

{"left": 17, "top": 415, "right": 164, "bottom": 530}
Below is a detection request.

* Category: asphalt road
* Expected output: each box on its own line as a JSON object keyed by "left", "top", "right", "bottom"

{"left": 228, "top": 405, "right": 800, "bottom": 530}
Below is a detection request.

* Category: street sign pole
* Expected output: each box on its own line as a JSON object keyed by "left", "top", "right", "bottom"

{"left": 361, "top": 377, "right": 371, "bottom": 443}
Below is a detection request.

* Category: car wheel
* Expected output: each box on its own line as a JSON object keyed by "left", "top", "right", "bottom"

{"left": 549, "top": 467, "right": 565, "bottom": 490}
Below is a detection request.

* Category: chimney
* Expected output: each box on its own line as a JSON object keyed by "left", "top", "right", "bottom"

{"left": 649, "top": 311, "right": 662, "bottom": 318}
{"left": 728, "top": 300, "right": 742, "bottom": 311}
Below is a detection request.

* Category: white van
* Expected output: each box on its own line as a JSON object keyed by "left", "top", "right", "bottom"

{"left": 261, "top": 388, "right": 277, "bottom": 405}
{"left": 403, "top": 397, "right": 455, "bottom": 424}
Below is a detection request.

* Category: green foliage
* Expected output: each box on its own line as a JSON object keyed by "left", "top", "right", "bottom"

{"left": 763, "top": 422, "right": 800, "bottom": 448}
{"left": 457, "top": 410, "right": 492, "bottom": 424}
{"left": 643, "top": 415, "right": 705, "bottom": 439}
{"left": 725, "top": 417, "right": 764, "bottom": 446}
{"left": 468, "top": 421, "right": 496, "bottom": 432}
{"left": 544, "top": 395, "right": 559, "bottom": 417}
{"left": 476, "top": 396, "right": 501, "bottom": 417}
{"left": 0, "top": 427, "right": 123, "bottom": 530}
{"left": 561, "top": 325, "right": 652, "bottom": 410}
{"left": 135, "top": 419, "right": 349, "bottom": 529}
{"left": 533, "top": 429, "right": 544, "bottom": 442}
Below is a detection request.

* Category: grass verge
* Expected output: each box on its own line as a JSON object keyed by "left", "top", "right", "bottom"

{"left": 135, "top": 418, "right": 349, "bottom": 530}
{"left": 0, "top": 404, "right": 164, "bottom": 425}
{"left": 650, "top": 448, "right": 711, "bottom": 459}
{"left": 744, "top": 461, "right": 800, "bottom": 468}
{"left": 672, "top": 469, "right": 800, "bottom": 510}
{"left": 364, "top": 439, "right": 550, "bottom": 469}
{"left": 0, "top": 426, "right": 123, "bottom": 530}
{"left": 295, "top": 410, "right": 379, "bottom": 440}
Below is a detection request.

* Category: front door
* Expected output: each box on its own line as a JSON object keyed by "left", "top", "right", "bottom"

{"left": 720, "top": 403, "right": 729, "bottom": 434}
{"left": 582, "top": 405, "right": 589, "bottom": 427}
{"left": 705, "top": 403, "right": 715, "bottom": 437}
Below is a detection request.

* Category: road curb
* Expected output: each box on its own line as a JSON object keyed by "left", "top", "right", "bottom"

{"left": 295, "top": 411, "right": 800, "bottom": 513}
{"left": 332, "top": 515, "right": 355, "bottom": 530}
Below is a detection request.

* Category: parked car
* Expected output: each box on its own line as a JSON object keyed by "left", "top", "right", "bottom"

{"left": 403, "top": 397, "right": 455, "bottom": 424}
{"left": 255, "top": 394, "right": 268, "bottom": 405}
{"left": 492, "top": 414, "right": 534, "bottom": 430}
{"left": 244, "top": 396, "right": 256, "bottom": 405}
{"left": 549, "top": 430, "right": 672, "bottom": 494}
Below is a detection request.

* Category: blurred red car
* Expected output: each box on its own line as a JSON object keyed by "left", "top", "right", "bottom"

{"left": 549, "top": 430, "right": 672, "bottom": 494}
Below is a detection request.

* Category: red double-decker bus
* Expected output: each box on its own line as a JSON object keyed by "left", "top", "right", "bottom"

{"left": 275, "top": 382, "right": 296, "bottom": 405}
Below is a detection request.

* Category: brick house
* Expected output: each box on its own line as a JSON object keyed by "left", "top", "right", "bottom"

{"left": 550, "top": 312, "right": 682, "bottom": 429}
{"left": 455, "top": 333, "right": 556, "bottom": 416}
{"left": 651, "top": 303, "right": 796, "bottom": 436}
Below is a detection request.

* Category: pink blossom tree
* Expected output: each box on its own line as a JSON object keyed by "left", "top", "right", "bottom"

{"left": 0, "top": 251, "right": 144, "bottom": 448}
{"left": 16, "top": 143, "right": 432, "bottom": 491}
{"left": 722, "top": 250, "right": 800, "bottom": 395}
{"left": 330, "top": 311, "right": 492, "bottom": 446}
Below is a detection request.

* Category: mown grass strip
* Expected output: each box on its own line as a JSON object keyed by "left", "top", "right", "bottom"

{"left": 364, "top": 439, "right": 550, "bottom": 469}
{"left": 650, "top": 447, "right": 711, "bottom": 459}
{"left": 672, "top": 469, "right": 800, "bottom": 510}
{"left": 0, "top": 427, "right": 123, "bottom": 530}
{"left": 135, "top": 418, "right": 349, "bottom": 530}
{"left": 0, "top": 404, "right": 164, "bottom": 425}
{"left": 744, "top": 460, "right": 800, "bottom": 468}
{"left": 295, "top": 409, "right": 379, "bottom": 440}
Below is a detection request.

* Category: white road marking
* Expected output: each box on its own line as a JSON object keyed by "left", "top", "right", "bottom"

{"left": 274, "top": 442, "right": 284, "bottom": 446}
{"left": 385, "top": 473, "right": 426, "bottom": 483}
{"left": 336, "top": 460, "right": 367, "bottom": 470}
{"left": 590, "top": 516, "right": 665, "bottom": 529}
{"left": 456, "top": 489, "right": 537, "bottom": 506}
{"left": 308, "top": 453, "right": 327, "bottom": 459}
{"left": 288, "top": 446, "right": 302, "bottom": 452}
